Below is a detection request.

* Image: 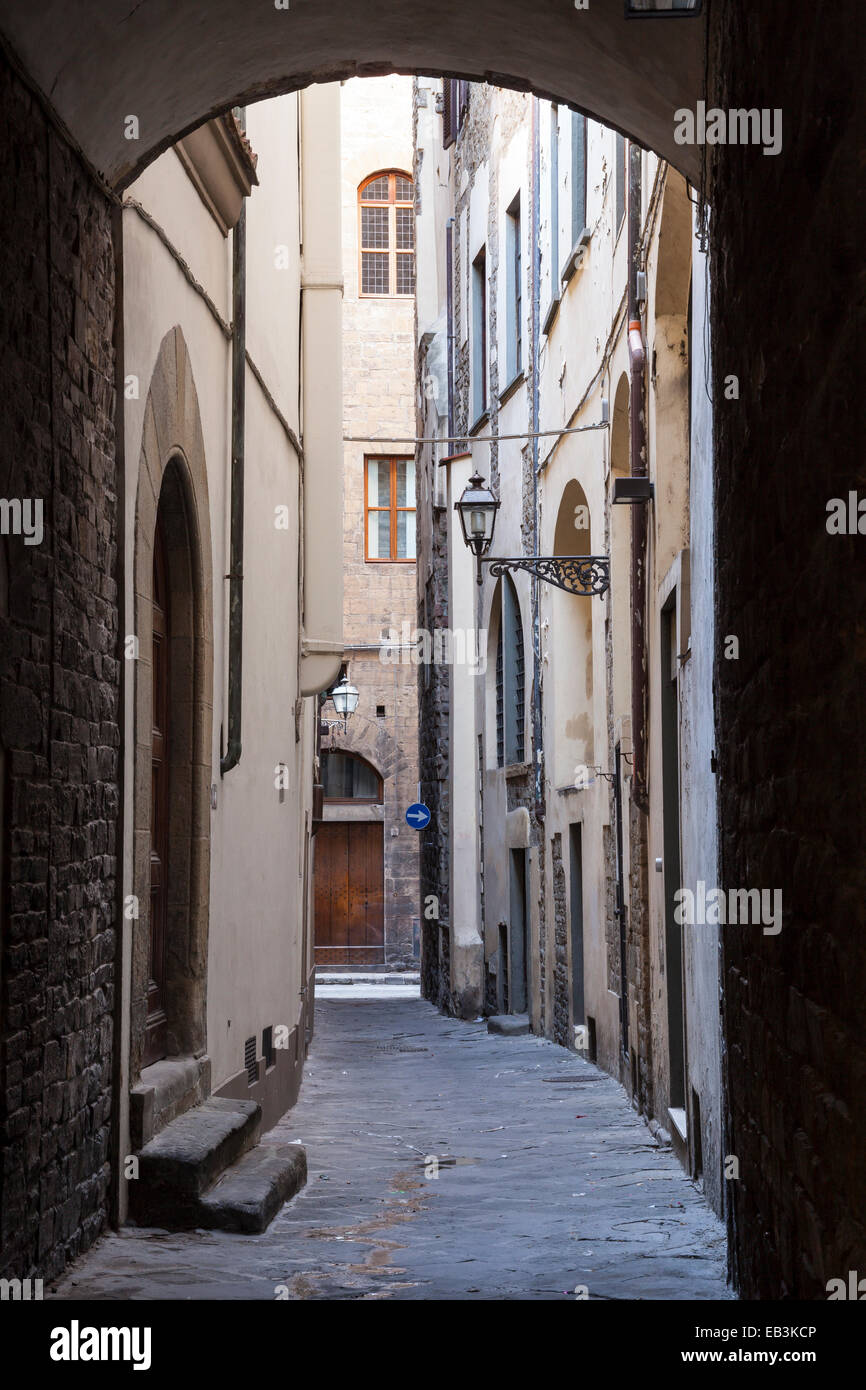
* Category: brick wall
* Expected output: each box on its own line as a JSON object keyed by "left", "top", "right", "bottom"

{"left": 709, "top": 0, "right": 866, "bottom": 1296}
{"left": 0, "top": 56, "right": 119, "bottom": 1280}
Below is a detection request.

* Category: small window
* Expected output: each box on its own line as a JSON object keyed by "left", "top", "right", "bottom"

{"left": 262, "top": 1025, "right": 275, "bottom": 1071}
{"left": 506, "top": 198, "right": 522, "bottom": 383}
{"left": 571, "top": 112, "right": 587, "bottom": 244}
{"left": 321, "top": 751, "right": 383, "bottom": 802}
{"left": 615, "top": 133, "right": 626, "bottom": 236}
{"left": 365, "top": 457, "right": 416, "bottom": 561}
{"left": 549, "top": 106, "right": 559, "bottom": 299}
{"left": 359, "top": 172, "right": 415, "bottom": 297}
{"left": 471, "top": 247, "right": 488, "bottom": 422}
{"left": 442, "top": 79, "right": 469, "bottom": 148}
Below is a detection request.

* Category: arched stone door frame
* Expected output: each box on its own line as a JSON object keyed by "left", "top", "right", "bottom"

{"left": 130, "top": 327, "right": 214, "bottom": 1108}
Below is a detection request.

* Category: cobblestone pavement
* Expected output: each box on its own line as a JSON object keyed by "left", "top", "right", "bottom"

{"left": 54, "top": 997, "right": 732, "bottom": 1301}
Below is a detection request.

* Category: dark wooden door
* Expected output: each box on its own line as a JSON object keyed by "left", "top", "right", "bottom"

{"left": 145, "top": 516, "right": 169, "bottom": 1065}
{"left": 314, "top": 822, "right": 384, "bottom": 966}
{"left": 509, "top": 847, "right": 528, "bottom": 1014}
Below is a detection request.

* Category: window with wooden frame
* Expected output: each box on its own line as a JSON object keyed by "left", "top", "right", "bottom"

{"left": 359, "top": 171, "right": 416, "bottom": 297}
{"left": 365, "top": 457, "right": 416, "bottom": 561}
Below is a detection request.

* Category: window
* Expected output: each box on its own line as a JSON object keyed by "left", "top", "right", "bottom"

{"left": 442, "top": 79, "right": 469, "bottom": 148}
{"left": 495, "top": 575, "right": 525, "bottom": 767}
{"left": 365, "top": 457, "right": 416, "bottom": 561}
{"left": 506, "top": 198, "right": 522, "bottom": 382}
{"left": 321, "top": 751, "right": 383, "bottom": 802}
{"left": 471, "top": 247, "right": 487, "bottom": 423}
{"left": 571, "top": 112, "right": 587, "bottom": 244}
{"left": 359, "top": 171, "right": 415, "bottom": 297}
{"left": 615, "top": 133, "right": 626, "bottom": 235}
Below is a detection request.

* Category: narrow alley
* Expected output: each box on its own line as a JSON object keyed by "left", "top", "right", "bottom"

{"left": 0, "top": 0, "right": 862, "bottom": 1352}
{"left": 53, "top": 991, "right": 728, "bottom": 1301}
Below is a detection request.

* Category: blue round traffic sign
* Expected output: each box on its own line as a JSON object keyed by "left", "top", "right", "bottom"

{"left": 406, "top": 802, "right": 432, "bottom": 830}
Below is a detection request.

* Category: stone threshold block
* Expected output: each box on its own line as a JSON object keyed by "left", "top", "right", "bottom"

{"left": 487, "top": 1014, "right": 531, "bottom": 1036}
{"left": 128, "top": 1097, "right": 306, "bottom": 1234}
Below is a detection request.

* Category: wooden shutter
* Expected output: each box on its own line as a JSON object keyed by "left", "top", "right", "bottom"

{"left": 442, "top": 79, "right": 456, "bottom": 148}
{"left": 571, "top": 112, "right": 587, "bottom": 240}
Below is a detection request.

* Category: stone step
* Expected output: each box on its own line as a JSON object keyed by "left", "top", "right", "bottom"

{"left": 129, "top": 1097, "right": 261, "bottom": 1229}
{"left": 487, "top": 1013, "right": 531, "bottom": 1036}
{"left": 199, "top": 1143, "right": 307, "bottom": 1234}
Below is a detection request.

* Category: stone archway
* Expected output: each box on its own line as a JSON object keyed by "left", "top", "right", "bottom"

{"left": 129, "top": 326, "right": 214, "bottom": 1138}
{"left": 2, "top": 1, "right": 705, "bottom": 189}
{"left": 322, "top": 714, "right": 416, "bottom": 967}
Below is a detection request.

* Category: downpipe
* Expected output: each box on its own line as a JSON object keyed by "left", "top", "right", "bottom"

{"left": 627, "top": 142, "right": 648, "bottom": 813}
{"left": 221, "top": 133, "right": 246, "bottom": 776}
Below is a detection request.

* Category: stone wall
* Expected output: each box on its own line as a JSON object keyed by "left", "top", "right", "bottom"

{"left": 709, "top": 0, "right": 865, "bottom": 1297}
{"left": 0, "top": 56, "right": 119, "bottom": 1280}
{"left": 339, "top": 77, "right": 420, "bottom": 965}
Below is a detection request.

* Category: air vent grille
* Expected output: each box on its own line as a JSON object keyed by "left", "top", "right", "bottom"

{"left": 244, "top": 1036, "right": 258, "bottom": 1086}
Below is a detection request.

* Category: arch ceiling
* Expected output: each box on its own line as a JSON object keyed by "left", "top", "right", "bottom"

{"left": 1, "top": 0, "right": 705, "bottom": 188}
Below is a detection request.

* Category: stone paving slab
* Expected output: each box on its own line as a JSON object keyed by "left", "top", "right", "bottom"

{"left": 52, "top": 997, "right": 732, "bottom": 1301}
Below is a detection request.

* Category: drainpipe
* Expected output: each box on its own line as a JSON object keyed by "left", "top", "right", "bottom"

{"left": 446, "top": 218, "right": 455, "bottom": 441}
{"left": 531, "top": 97, "right": 543, "bottom": 815}
{"left": 221, "top": 110, "right": 247, "bottom": 776}
{"left": 627, "top": 141, "right": 648, "bottom": 812}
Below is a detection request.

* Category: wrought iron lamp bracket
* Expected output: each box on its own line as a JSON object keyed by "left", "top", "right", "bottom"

{"left": 481, "top": 555, "right": 610, "bottom": 597}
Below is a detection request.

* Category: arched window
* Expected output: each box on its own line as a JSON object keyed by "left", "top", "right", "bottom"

{"left": 359, "top": 171, "right": 415, "bottom": 297}
{"left": 495, "top": 574, "right": 525, "bottom": 767}
{"left": 321, "top": 750, "right": 383, "bottom": 803}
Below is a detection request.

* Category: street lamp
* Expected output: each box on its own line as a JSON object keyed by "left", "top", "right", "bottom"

{"left": 321, "top": 673, "right": 360, "bottom": 733}
{"left": 454, "top": 470, "right": 500, "bottom": 585}
{"left": 454, "top": 471, "right": 610, "bottom": 597}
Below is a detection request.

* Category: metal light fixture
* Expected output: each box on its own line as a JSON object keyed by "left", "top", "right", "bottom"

{"left": 454, "top": 470, "right": 500, "bottom": 583}
{"left": 455, "top": 471, "right": 610, "bottom": 596}
{"left": 321, "top": 673, "right": 360, "bottom": 733}
{"left": 612, "top": 477, "right": 654, "bottom": 505}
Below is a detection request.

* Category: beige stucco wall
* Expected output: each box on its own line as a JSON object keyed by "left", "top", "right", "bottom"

{"left": 118, "top": 94, "right": 329, "bottom": 1205}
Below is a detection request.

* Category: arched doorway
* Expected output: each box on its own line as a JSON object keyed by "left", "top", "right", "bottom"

{"left": 131, "top": 328, "right": 214, "bottom": 1099}
{"left": 314, "top": 750, "right": 385, "bottom": 967}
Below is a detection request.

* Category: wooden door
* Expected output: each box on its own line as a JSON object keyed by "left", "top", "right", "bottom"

{"left": 509, "top": 847, "right": 528, "bottom": 1014}
{"left": 314, "top": 822, "right": 384, "bottom": 966}
{"left": 145, "top": 516, "right": 169, "bottom": 1065}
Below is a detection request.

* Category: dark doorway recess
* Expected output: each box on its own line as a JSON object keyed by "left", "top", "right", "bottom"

{"left": 509, "top": 847, "right": 529, "bottom": 1014}
{"left": 145, "top": 513, "right": 170, "bottom": 1066}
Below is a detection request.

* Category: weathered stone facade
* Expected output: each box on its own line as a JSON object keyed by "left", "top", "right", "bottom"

{"left": 328, "top": 76, "right": 420, "bottom": 968}
{"left": 0, "top": 57, "right": 119, "bottom": 1279}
